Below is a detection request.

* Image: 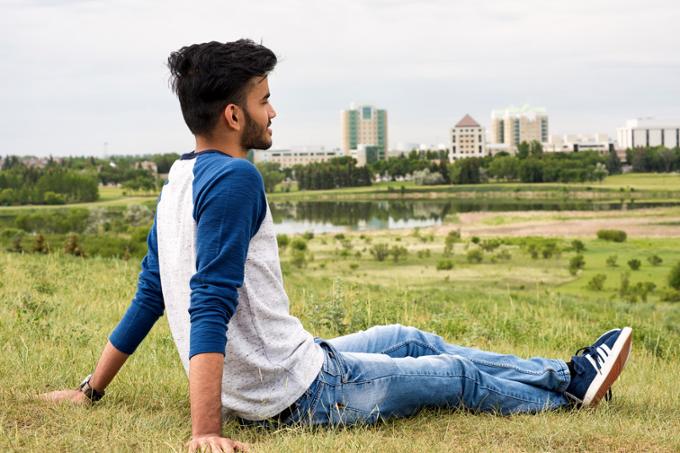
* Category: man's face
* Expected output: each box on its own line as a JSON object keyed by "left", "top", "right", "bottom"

{"left": 240, "top": 76, "right": 276, "bottom": 150}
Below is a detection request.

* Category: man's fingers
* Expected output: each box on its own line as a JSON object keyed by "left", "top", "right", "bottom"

{"left": 232, "top": 441, "right": 249, "bottom": 452}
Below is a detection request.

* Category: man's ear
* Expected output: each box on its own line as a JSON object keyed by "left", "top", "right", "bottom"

{"left": 223, "top": 104, "right": 242, "bottom": 132}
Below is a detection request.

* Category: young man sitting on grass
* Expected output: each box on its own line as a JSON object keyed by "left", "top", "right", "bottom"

{"left": 41, "top": 40, "right": 633, "bottom": 453}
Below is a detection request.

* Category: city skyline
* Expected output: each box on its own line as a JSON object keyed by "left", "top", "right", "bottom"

{"left": 1, "top": 0, "right": 679, "bottom": 157}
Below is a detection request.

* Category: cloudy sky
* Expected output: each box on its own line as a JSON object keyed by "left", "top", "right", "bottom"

{"left": 1, "top": 0, "right": 679, "bottom": 156}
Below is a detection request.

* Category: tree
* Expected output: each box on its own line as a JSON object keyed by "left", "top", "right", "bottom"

{"left": 529, "top": 140, "right": 543, "bottom": 157}
{"left": 593, "top": 162, "right": 608, "bottom": 182}
{"left": 605, "top": 149, "right": 622, "bottom": 175}
{"left": 449, "top": 158, "right": 482, "bottom": 184}
{"left": 519, "top": 159, "right": 544, "bottom": 183}
{"left": 256, "top": 162, "right": 285, "bottom": 193}
{"left": 516, "top": 141, "right": 530, "bottom": 159}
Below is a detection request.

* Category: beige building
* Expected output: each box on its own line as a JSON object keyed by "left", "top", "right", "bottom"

{"left": 341, "top": 103, "right": 388, "bottom": 159}
{"left": 490, "top": 105, "right": 549, "bottom": 152}
{"left": 449, "top": 114, "right": 487, "bottom": 161}
{"left": 253, "top": 148, "right": 343, "bottom": 168}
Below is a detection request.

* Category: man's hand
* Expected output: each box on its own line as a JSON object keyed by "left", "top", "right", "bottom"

{"left": 187, "top": 435, "right": 249, "bottom": 453}
{"left": 38, "top": 389, "right": 89, "bottom": 405}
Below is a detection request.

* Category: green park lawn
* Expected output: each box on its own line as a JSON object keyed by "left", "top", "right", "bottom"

{"left": 1, "top": 231, "right": 679, "bottom": 452}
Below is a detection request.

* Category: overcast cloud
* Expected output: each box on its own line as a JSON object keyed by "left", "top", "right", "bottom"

{"left": 1, "top": 0, "right": 678, "bottom": 156}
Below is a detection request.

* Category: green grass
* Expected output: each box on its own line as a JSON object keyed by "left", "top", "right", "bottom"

{"left": 1, "top": 232, "right": 679, "bottom": 451}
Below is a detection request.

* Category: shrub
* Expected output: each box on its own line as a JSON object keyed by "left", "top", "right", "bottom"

{"left": 334, "top": 233, "right": 346, "bottom": 240}
{"left": 32, "top": 234, "right": 49, "bottom": 254}
{"left": 349, "top": 263, "right": 359, "bottom": 271}
{"left": 480, "top": 239, "right": 501, "bottom": 252}
{"left": 597, "top": 229, "right": 627, "bottom": 242}
{"left": 443, "top": 230, "right": 461, "bottom": 256}
{"left": 471, "top": 236, "right": 480, "bottom": 244}
{"left": 647, "top": 255, "right": 663, "bottom": 266}
{"left": 606, "top": 255, "right": 618, "bottom": 267}
{"left": 7, "top": 233, "right": 24, "bottom": 253}
{"left": 569, "top": 254, "right": 585, "bottom": 276}
{"left": 302, "top": 231, "right": 314, "bottom": 241}
{"left": 669, "top": 262, "right": 680, "bottom": 291}
{"left": 63, "top": 233, "right": 85, "bottom": 257}
{"left": 436, "top": 260, "right": 454, "bottom": 270}
{"left": 587, "top": 274, "right": 607, "bottom": 291}
{"left": 290, "top": 238, "right": 308, "bottom": 252}
{"left": 389, "top": 245, "right": 408, "bottom": 263}
{"left": 370, "top": 243, "right": 390, "bottom": 262}
{"left": 466, "top": 248, "right": 483, "bottom": 263}
{"left": 627, "top": 259, "right": 641, "bottom": 271}
{"left": 571, "top": 240, "right": 586, "bottom": 253}
{"left": 276, "top": 234, "right": 289, "bottom": 249}
{"left": 290, "top": 249, "right": 307, "bottom": 268}
{"left": 416, "top": 249, "right": 431, "bottom": 259}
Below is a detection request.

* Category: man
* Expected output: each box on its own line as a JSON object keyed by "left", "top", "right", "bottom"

{"left": 42, "top": 40, "right": 633, "bottom": 453}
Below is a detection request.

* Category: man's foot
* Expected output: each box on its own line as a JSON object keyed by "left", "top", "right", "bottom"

{"left": 565, "top": 327, "right": 632, "bottom": 407}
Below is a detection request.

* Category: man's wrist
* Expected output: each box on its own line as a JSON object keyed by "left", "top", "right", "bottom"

{"left": 79, "top": 374, "right": 106, "bottom": 402}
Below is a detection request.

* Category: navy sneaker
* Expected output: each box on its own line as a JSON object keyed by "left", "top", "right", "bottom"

{"left": 565, "top": 327, "right": 632, "bottom": 407}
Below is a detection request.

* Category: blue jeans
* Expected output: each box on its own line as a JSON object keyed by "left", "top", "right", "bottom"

{"left": 285, "top": 324, "right": 571, "bottom": 425}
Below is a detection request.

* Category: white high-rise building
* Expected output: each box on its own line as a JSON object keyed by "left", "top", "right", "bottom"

{"left": 449, "top": 114, "right": 487, "bottom": 161}
{"left": 617, "top": 118, "right": 680, "bottom": 149}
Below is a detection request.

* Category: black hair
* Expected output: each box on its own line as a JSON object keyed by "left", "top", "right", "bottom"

{"left": 167, "top": 39, "right": 277, "bottom": 136}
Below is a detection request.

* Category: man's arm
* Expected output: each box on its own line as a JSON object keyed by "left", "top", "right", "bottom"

{"left": 41, "top": 215, "right": 164, "bottom": 402}
{"left": 186, "top": 158, "right": 266, "bottom": 450}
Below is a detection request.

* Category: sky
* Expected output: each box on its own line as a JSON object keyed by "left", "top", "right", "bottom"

{"left": 1, "top": 0, "right": 679, "bottom": 157}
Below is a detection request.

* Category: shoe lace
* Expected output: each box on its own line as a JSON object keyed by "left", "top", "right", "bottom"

{"left": 572, "top": 346, "right": 614, "bottom": 402}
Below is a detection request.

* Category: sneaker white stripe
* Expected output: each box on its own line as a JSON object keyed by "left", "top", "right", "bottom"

{"left": 600, "top": 344, "right": 612, "bottom": 355}
{"left": 597, "top": 346, "right": 609, "bottom": 360}
{"left": 586, "top": 354, "right": 600, "bottom": 373}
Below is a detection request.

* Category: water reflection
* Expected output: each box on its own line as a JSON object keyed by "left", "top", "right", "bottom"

{"left": 270, "top": 199, "right": 676, "bottom": 234}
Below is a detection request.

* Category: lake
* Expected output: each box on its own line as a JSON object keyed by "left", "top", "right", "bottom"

{"left": 269, "top": 199, "right": 678, "bottom": 234}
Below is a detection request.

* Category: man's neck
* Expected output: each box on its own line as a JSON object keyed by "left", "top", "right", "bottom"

{"left": 194, "top": 135, "right": 248, "bottom": 159}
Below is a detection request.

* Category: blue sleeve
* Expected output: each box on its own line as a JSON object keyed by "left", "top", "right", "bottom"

{"left": 109, "top": 215, "right": 165, "bottom": 354}
{"left": 188, "top": 158, "right": 266, "bottom": 359}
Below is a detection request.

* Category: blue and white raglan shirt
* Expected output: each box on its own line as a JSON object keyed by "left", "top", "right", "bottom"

{"left": 109, "top": 150, "right": 324, "bottom": 420}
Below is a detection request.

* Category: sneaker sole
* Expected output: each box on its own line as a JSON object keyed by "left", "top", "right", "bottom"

{"left": 582, "top": 326, "right": 632, "bottom": 407}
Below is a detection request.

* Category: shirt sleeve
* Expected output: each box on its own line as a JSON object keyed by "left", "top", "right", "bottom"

{"left": 109, "top": 215, "right": 165, "bottom": 354}
{"left": 188, "top": 159, "right": 266, "bottom": 359}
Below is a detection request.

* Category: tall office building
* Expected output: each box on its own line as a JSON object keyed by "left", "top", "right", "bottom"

{"left": 617, "top": 118, "right": 680, "bottom": 149}
{"left": 490, "top": 105, "right": 549, "bottom": 152}
{"left": 341, "top": 103, "right": 388, "bottom": 159}
{"left": 449, "top": 114, "right": 487, "bottom": 161}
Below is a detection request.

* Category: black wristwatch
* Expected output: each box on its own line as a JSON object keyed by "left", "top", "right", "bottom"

{"left": 79, "top": 374, "right": 105, "bottom": 402}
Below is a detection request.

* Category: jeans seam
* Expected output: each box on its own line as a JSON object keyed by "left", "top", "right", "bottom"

{"left": 381, "top": 339, "right": 443, "bottom": 356}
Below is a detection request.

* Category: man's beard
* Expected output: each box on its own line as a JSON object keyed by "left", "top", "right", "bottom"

{"left": 241, "top": 108, "right": 272, "bottom": 150}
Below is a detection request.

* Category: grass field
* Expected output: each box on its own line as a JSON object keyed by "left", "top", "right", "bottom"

{"left": 1, "top": 231, "right": 679, "bottom": 452}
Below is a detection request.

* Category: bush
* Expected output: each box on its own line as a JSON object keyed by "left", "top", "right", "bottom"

{"left": 276, "top": 234, "right": 289, "bottom": 249}
{"left": 389, "top": 245, "right": 408, "bottom": 263}
{"left": 647, "top": 255, "right": 663, "bottom": 266}
{"left": 290, "top": 238, "right": 308, "bottom": 252}
{"left": 63, "top": 233, "right": 85, "bottom": 257}
{"left": 597, "top": 229, "right": 627, "bottom": 242}
{"left": 466, "top": 248, "right": 483, "bottom": 263}
{"left": 471, "top": 236, "right": 480, "bottom": 244}
{"left": 32, "top": 234, "right": 49, "bottom": 254}
{"left": 436, "top": 260, "right": 454, "bottom": 270}
{"left": 627, "top": 259, "right": 641, "bottom": 271}
{"left": 302, "top": 231, "right": 314, "bottom": 241}
{"left": 587, "top": 274, "right": 607, "bottom": 291}
{"left": 416, "top": 249, "right": 431, "bottom": 259}
{"left": 571, "top": 240, "right": 586, "bottom": 253}
{"left": 334, "top": 233, "right": 346, "bottom": 240}
{"left": 290, "top": 249, "right": 306, "bottom": 268}
{"left": 494, "top": 249, "right": 512, "bottom": 261}
{"left": 569, "top": 254, "right": 585, "bottom": 275}
{"left": 669, "top": 262, "right": 680, "bottom": 291}
{"left": 370, "top": 243, "right": 390, "bottom": 262}
{"left": 606, "top": 255, "right": 618, "bottom": 267}
{"left": 443, "top": 230, "right": 461, "bottom": 256}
